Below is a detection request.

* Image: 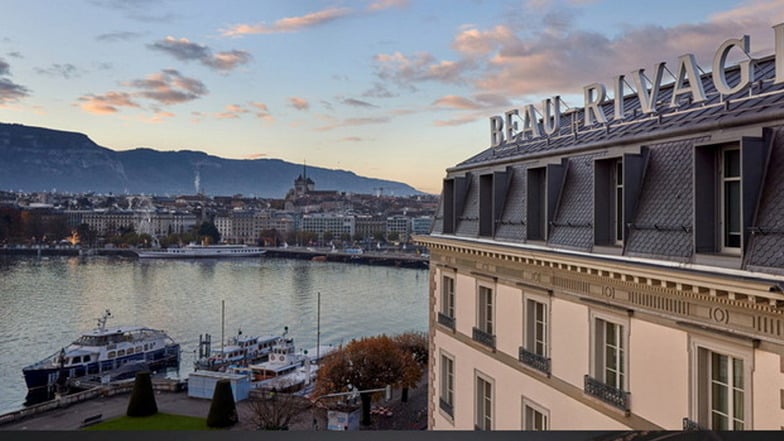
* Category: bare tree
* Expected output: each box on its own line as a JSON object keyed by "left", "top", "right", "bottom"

{"left": 243, "top": 389, "right": 311, "bottom": 430}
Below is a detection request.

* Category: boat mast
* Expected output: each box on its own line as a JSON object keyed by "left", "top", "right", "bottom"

{"left": 220, "top": 300, "right": 225, "bottom": 357}
{"left": 316, "top": 291, "right": 321, "bottom": 363}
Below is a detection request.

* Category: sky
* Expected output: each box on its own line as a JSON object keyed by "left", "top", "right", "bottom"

{"left": 1, "top": 0, "right": 783, "bottom": 194}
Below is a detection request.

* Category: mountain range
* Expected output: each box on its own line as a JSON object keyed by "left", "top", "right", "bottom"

{"left": 0, "top": 122, "right": 423, "bottom": 198}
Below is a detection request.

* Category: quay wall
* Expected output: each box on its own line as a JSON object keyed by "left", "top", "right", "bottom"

{"left": 261, "top": 247, "right": 429, "bottom": 269}
{"left": 0, "top": 379, "right": 185, "bottom": 426}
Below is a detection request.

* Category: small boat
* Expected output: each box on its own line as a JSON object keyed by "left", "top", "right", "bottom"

{"left": 22, "top": 310, "right": 180, "bottom": 405}
{"left": 231, "top": 342, "right": 338, "bottom": 393}
{"left": 135, "top": 243, "right": 266, "bottom": 259}
{"left": 194, "top": 330, "right": 292, "bottom": 372}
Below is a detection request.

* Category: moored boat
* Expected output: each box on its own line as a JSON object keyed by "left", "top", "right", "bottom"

{"left": 135, "top": 243, "right": 266, "bottom": 259}
{"left": 21, "top": 310, "right": 180, "bottom": 405}
{"left": 193, "top": 330, "right": 290, "bottom": 371}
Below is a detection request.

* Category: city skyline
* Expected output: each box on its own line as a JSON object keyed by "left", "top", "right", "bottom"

{"left": 1, "top": 0, "right": 783, "bottom": 194}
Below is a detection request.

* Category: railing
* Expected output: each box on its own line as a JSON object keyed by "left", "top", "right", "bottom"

{"left": 519, "top": 347, "right": 551, "bottom": 375}
{"left": 439, "top": 397, "right": 453, "bottom": 417}
{"left": 584, "top": 375, "right": 630, "bottom": 412}
{"left": 472, "top": 327, "right": 496, "bottom": 349}
{"left": 682, "top": 417, "right": 705, "bottom": 431}
{"left": 437, "top": 312, "right": 455, "bottom": 331}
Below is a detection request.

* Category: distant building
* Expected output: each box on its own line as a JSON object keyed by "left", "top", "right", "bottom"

{"left": 386, "top": 215, "right": 411, "bottom": 242}
{"left": 411, "top": 216, "right": 433, "bottom": 235}
{"left": 302, "top": 213, "right": 355, "bottom": 240}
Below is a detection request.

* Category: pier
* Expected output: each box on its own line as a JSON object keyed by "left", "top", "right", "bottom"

{"left": 261, "top": 247, "right": 429, "bottom": 269}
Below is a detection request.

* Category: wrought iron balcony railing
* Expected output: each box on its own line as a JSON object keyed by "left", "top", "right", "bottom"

{"left": 682, "top": 418, "right": 705, "bottom": 431}
{"left": 437, "top": 312, "right": 455, "bottom": 331}
{"left": 439, "top": 397, "right": 453, "bottom": 417}
{"left": 472, "top": 327, "right": 496, "bottom": 349}
{"left": 519, "top": 346, "right": 551, "bottom": 375}
{"left": 584, "top": 375, "right": 630, "bottom": 412}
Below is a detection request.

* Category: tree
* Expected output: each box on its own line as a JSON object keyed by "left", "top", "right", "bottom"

{"left": 260, "top": 229, "right": 281, "bottom": 247}
{"left": 244, "top": 389, "right": 309, "bottom": 430}
{"left": 392, "top": 332, "right": 428, "bottom": 402}
{"left": 197, "top": 221, "right": 221, "bottom": 244}
{"left": 314, "top": 335, "right": 422, "bottom": 425}
{"left": 126, "top": 371, "right": 158, "bottom": 417}
{"left": 207, "top": 379, "right": 238, "bottom": 428}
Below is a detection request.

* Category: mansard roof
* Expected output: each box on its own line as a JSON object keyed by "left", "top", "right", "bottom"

{"left": 452, "top": 56, "right": 784, "bottom": 171}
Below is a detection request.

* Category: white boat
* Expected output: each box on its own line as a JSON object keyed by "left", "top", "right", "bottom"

{"left": 135, "top": 243, "right": 266, "bottom": 259}
{"left": 22, "top": 310, "right": 180, "bottom": 404}
{"left": 231, "top": 342, "right": 338, "bottom": 393}
{"left": 194, "top": 331, "right": 292, "bottom": 372}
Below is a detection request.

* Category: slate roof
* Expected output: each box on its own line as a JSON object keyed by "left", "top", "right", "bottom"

{"left": 434, "top": 56, "right": 784, "bottom": 275}
{"left": 452, "top": 57, "right": 783, "bottom": 171}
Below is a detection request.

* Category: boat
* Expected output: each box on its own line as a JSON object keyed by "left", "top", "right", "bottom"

{"left": 22, "top": 310, "right": 180, "bottom": 405}
{"left": 135, "top": 243, "right": 266, "bottom": 259}
{"left": 193, "top": 330, "right": 292, "bottom": 372}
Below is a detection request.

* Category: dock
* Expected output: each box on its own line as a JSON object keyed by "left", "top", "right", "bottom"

{"left": 261, "top": 247, "right": 429, "bottom": 269}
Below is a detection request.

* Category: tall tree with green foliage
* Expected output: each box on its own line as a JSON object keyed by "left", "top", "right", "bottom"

{"left": 197, "top": 221, "right": 221, "bottom": 244}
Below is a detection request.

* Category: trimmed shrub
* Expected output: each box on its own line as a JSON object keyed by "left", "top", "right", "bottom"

{"left": 126, "top": 371, "right": 158, "bottom": 417}
{"left": 206, "top": 379, "right": 238, "bottom": 428}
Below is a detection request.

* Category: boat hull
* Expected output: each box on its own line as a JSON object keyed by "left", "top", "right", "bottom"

{"left": 136, "top": 248, "right": 266, "bottom": 259}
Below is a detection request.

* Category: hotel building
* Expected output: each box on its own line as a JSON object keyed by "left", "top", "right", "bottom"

{"left": 416, "top": 40, "right": 784, "bottom": 429}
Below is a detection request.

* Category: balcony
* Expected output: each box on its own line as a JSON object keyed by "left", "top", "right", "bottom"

{"left": 682, "top": 418, "right": 705, "bottom": 431}
{"left": 439, "top": 397, "right": 453, "bottom": 417}
{"left": 472, "top": 327, "right": 496, "bottom": 349}
{"left": 518, "top": 346, "right": 551, "bottom": 375}
{"left": 584, "top": 375, "right": 630, "bottom": 412}
{"left": 437, "top": 312, "right": 455, "bottom": 331}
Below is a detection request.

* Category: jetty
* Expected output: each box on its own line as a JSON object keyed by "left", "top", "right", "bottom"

{"left": 261, "top": 247, "right": 429, "bottom": 269}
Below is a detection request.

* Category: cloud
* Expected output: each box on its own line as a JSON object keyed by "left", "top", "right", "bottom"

{"left": 123, "top": 69, "right": 208, "bottom": 105}
{"left": 289, "top": 97, "right": 310, "bottom": 111}
{"left": 362, "top": 82, "right": 396, "bottom": 98}
{"left": 433, "top": 115, "right": 482, "bottom": 127}
{"left": 316, "top": 116, "right": 390, "bottom": 131}
{"left": 96, "top": 31, "right": 143, "bottom": 42}
{"left": 432, "top": 95, "right": 481, "bottom": 110}
{"left": 221, "top": 7, "right": 352, "bottom": 36}
{"left": 342, "top": 98, "right": 377, "bottom": 108}
{"left": 90, "top": 0, "right": 177, "bottom": 22}
{"left": 77, "top": 91, "right": 139, "bottom": 114}
{"left": 249, "top": 101, "right": 273, "bottom": 120}
{"left": 339, "top": 136, "right": 363, "bottom": 142}
{"left": 6, "top": 51, "right": 22, "bottom": 59}
{"left": 368, "top": 0, "right": 408, "bottom": 11}
{"left": 148, "top": 36, "right": 252, "bottom": 72}
{"left": 215, "top": 103, "right": 249, "bottom": 119}
{"left": 0, "top": 58, "right": 31, "bottom": 104}
{"left": 143, "top": 110, "right": 175, "bottom": 123}
{"left": 243, "top": 153, "right": 267, "bottom": 160}
{"left": 34, "top": 63, "right": 80, "bottom": 79}
{"left": 373, "top": 51, "right": 472, "bottom": 86}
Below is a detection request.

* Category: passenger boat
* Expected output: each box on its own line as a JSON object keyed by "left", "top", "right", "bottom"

{"left": 22, "top": 310, "right": 180, "bottom": 404}
{"left": 135, "top": 243, "right": 266, "bottom": 259}
{"left": 231, "top": 341, "right": 338, "bottom": 393}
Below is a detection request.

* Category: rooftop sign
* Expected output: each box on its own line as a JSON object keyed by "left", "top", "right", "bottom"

{"left": 489, "top": 23, "right": 784, "bottom": 147}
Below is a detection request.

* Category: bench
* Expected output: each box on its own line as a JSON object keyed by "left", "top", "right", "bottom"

{"left": 79, "top": 413, "right": 103, "bottom": 428}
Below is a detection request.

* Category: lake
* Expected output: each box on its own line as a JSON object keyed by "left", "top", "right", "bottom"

{"left": 0, "top": 255, "right": 428, "bottom": 414}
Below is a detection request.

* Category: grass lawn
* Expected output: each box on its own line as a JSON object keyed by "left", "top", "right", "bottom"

{"left": 84, "top": 413, "right": 211, "bottom": 430}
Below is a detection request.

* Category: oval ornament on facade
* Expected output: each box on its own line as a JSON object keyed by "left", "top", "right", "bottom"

{"left": 710, "top": 307, "right": 729, "bottom": 324}
{"left": 603, "top": 286, "right": 615, "bottom": 298}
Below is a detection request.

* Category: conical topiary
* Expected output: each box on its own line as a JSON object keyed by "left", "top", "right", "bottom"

{"left": 206, "top": 379, "right": 238, "bottom": 428}
{"left": 126, "top": 371, "right": 158, "bottom": 417}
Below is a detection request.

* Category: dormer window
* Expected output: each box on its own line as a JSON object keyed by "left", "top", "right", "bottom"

{"left": 720, "top": 146, "right": 741, "bottom": 252}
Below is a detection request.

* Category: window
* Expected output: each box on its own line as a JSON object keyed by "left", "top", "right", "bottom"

{"left": 614, "top": 159, "right": 624, "bottom": 244}
{"left": 439, "top": 353, "right": 455, "bottom": 418}
{"left": 594, "top": 157, "right": 625, "bottom": 246}
{"left": 526, "top": 167, "right": 547, "bottom": 240}
{"left": 586, "top": 312, "right": 630, "bottom": 411}
{"left": 439, "top": 274, "right": 456, "bottom": 330}
{"left": 694, "top": 138, "right": 766, "bottom": 255}
{"left": 520, "top": 294, "right": 550, "bottom": 374}
{"left": 475, "top": 373, "right": 493, "bottom": 430}
{"left": 720, "top": 146, "right": 741, "bottom": 252}
{"left": 473, "top": 284, "right": 496, "bottom": 348}
{"left": 522, "top": 398, "right": 550, "bottom": 430}
{"left": 691, "top": 340, "right": 751, "bottom": 430}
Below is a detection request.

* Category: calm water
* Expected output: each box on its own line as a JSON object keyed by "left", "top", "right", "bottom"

{"left": 0, "top": 255, "right": 428, "bottom": 414}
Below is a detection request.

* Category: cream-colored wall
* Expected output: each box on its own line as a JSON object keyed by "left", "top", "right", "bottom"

{"left": 550, "top": 297, "right": 589, "bottom": 389}
{"left": 432, "top": 328, "right": 630, "bottom": 430}
{"left": 455, "top": 273, "right": 475, "bottom": 337}
{"left": 628, "top": 317, "right": 689, "bottom": 429}
{"left": 496, "top": 284, "right": 523, "bottom": 357}
{"left": 752, "top": 350, "right": 784, "bottom": 430}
